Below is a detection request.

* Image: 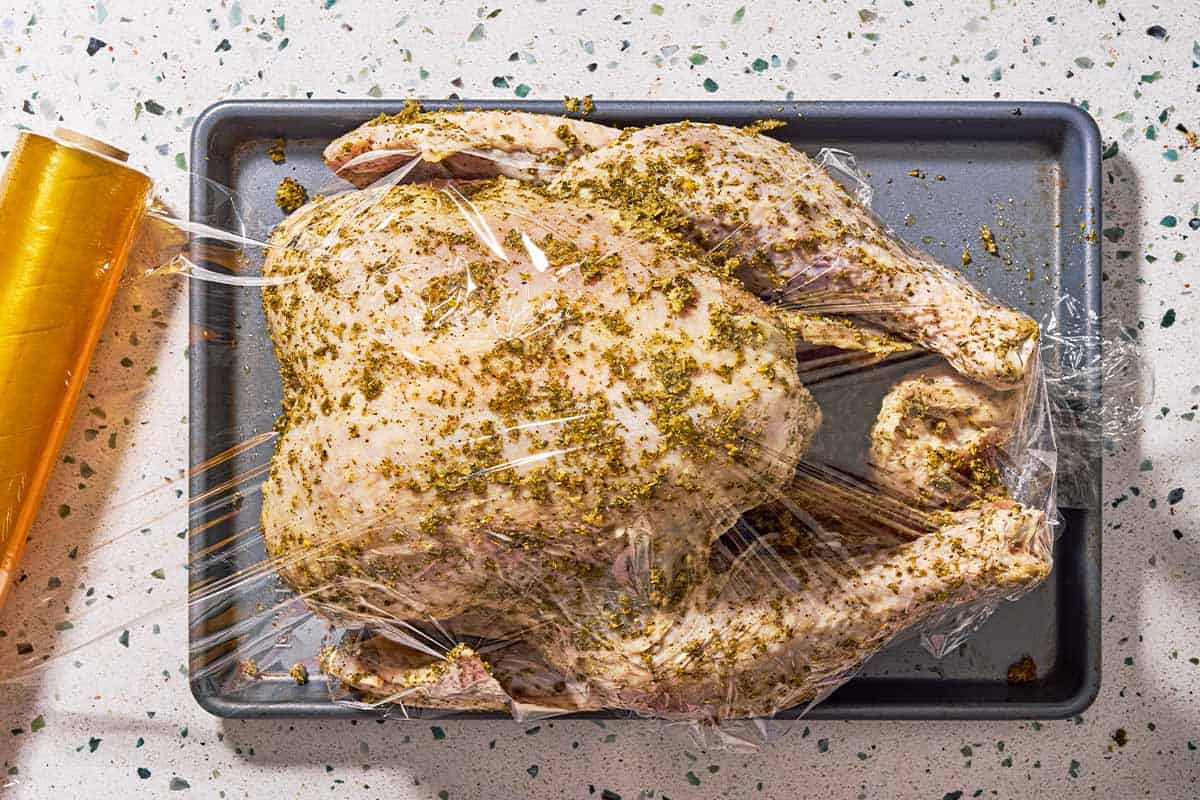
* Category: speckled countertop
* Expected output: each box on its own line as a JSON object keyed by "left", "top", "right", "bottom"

{"left": 0, "top": 0, "right": 1197, "bottom": 797}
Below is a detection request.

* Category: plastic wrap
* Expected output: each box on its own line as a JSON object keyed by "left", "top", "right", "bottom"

{"left": 0, "top": 130, "right": 153, "bottom": 606}
{"left": 0, "top": 109, "right": 1143, "bottom": 745}
{"left": 208, "top": 111, "right": 1058, "bottom": 726}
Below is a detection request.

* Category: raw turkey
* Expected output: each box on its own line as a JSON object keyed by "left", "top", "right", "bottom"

{"left": 260, "top": 108, "right": 1050, "bottom": 720}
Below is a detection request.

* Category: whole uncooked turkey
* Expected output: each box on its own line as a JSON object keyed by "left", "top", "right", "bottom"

{"left": 259, "top": 108, "right": 1051, "bottom": 721}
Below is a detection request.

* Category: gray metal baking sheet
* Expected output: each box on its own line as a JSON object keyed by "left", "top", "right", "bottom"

{"left": 188, "top": 100, "right": 1102, "bottom": 720}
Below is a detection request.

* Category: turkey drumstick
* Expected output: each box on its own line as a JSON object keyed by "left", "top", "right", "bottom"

{"left": 522, "top": 499, "right": 1048, "bottom": 720}
{"left": 552, "top": 122, "right": 1039, "bottom": 390}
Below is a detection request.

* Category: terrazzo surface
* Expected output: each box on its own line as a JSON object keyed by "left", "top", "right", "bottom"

{"left": 0, "top": 0, "right": 1197, "bottom": 796}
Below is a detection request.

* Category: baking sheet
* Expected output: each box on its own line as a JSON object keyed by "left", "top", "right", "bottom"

{"left": 188, "top": 99, "right": 1102, "bottom": 720}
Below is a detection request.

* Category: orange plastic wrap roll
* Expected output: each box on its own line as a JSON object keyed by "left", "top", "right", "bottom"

{"left": 0, "top": 129, "right": 152, "bottom": 608}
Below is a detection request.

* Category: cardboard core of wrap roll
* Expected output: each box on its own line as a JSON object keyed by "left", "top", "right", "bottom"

{"left": 0, "top": 130, "right": 152, "bottom": 609}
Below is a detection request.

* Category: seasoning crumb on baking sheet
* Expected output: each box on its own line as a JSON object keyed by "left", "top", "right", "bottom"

{"left": 562, "top": 94, "right": 594, "bottom": 115}
{"left": 275, "top": 176, "right": 308, "bottom": 213}
{"left": 1006, "top": 654, "right": 1037, "bottom": 683}
{"left": 979, "top": 224, "right": 999, "bottom": 255}
{"left": 268, "top": 138, "right": 287, "bottom": 164}
{"left": 289, "top": 662, "right": 309, "bottom": 685}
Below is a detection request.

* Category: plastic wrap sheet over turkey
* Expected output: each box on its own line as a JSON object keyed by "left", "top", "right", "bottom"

{"left": 188, "top": 106, "right": 1097, "bottom": 739}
